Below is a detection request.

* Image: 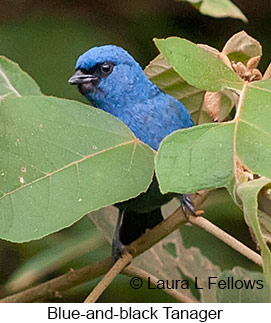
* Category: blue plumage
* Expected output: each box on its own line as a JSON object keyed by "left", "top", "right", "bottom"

{"left": 69, "top": 45, "right": 194, "bottom": 252}
{"left": 73, "top": 45, "right": 193, "bottom": 150}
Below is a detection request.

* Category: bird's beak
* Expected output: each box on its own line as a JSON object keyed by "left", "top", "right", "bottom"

{"left": 68, "top": 69, "right": 98, "bottom": 85}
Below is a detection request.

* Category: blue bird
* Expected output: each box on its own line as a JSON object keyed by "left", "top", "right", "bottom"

{"left": 69, "top": 45, "right": 194, "bottom": 258}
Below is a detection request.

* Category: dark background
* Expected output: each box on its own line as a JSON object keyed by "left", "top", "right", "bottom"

{"left": 0, "top": 0, "right": 269, "bottom": 302}
{"left": 1, "top": 0, "right": 270, "bottom": 101}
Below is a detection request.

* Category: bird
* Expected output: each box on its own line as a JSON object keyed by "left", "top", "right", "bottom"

{"left": 69, "top": 45, "right": 194, "bottom": 259}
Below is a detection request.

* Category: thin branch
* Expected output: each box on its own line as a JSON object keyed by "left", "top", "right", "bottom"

{"left": 123, "top": 265, "right": 198, "bottom": 303}
{"left": 84, "top": 253, "right": 133, "bottom": 303}
{"left": 188, "top": 214, "right": 263, "bottom": 267}
{"left": 0, "top": 257, "right": 112, "bottom": 303}
{"left": 0, "top": 207, "right": 187, "bottom": 303}
{"left": 0, "top": 196, "right": 263, "bottom": 303}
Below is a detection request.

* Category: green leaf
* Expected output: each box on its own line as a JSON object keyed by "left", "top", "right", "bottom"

{"left": 156, "top": 80, "right": 271, "bottom": 194}
{"left": 236, "top": 81, "right": 271, "bottom": 177}
{"left": 200, "top": 0, "right": 248, "bottom": 22}
{"left": 145, "top": 51, "right": 235, "bottom": 124}
{"left": 0, "top": 96, "right": 154, "bottom": 242}
{"left": 156, "top": 123, "right": 234, "bottom": 193}
{"left": 154, "top": 37, "right": 243, "bottom": 92}
{"left": 237, "top": 178, "right": 271, "bottom": 286}
{"left": 0, "top": 56, "right": 42, "bottom": 100}
{"left": 178, "top": 0, "right": 248, "bottom": 22}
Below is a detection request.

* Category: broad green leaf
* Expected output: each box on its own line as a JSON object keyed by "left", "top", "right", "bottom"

{"left": 200, "top": 0, "right": 247, "bottom": 22}
{"left": 156, "top": 80, "right": 271, "bottom": 194}
{"left": 222, "top": 31, "right": 262, "bottom": 64}
{"left": 178, "top": 0, "right": 247, "bottom": 22}
{"left": 154, "top": 37, "right": 243, "bottom": 92}
{"left": 0, "top": 96, "right": 154, "bottom": 242}
{"left": 145, "top": 52, "right": 235, "bottom": 124}
{"left": 236, "top": 81, "right": 271, "bottom": 177}
{"left": 0, "top": 56, "right": 42, "bottom": 100}
{"left": 237, "top": 178, "right": 271, "bottom": 286}
{"left": 156, "top": 122, "right": 235, "bottom": 193}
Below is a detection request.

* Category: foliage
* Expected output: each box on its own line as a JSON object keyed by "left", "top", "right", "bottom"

{"left": 0, "top": 58, "right": 154, "bottom": 242}
{"left": 153, "top": 32, "right": 271, "bottom": 285}
{"left": 178, "top": 0, "right": 248, "bottom": 22}
{"left": 1, "top": 30, "right": 271, "bottom": 302}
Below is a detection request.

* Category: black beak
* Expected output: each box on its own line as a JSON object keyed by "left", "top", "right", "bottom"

{"left": 68, "top": 69, "right": 98, "bottom": 85}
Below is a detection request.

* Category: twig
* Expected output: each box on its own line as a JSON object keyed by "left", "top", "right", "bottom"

{"left": 84, "top": 253, "right": 133, "bottom": 303}
{"left": 188, "top": 215, "right": 263, "bottom": 267}
{"left": 0, "top": 199, "right": 263, "bottom": 303}
{"left": 0, "top": 207, "right": 187, "bottom": 303}
{"left": 123, "top": 265, "right": 198, "bottom": 303}
{"left": 0, "top": 257, "right": 112, "bottom": 303}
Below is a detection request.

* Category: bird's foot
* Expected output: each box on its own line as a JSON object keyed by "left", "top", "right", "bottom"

{"left": 112, "top": 209, "right": 126, "bottom": 263}
{"left": 180, "top": 194, "right": 196, "bottom": 217}
{"left": 112, "top": 238, "right": 126, "bottom": 263}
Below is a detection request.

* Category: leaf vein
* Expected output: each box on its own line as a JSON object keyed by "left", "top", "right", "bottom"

{"left": 0, "top": 138, "right": 140, "bottom": 200}
{"left": 0, "top": 65, "right": 22, "bottom": 98}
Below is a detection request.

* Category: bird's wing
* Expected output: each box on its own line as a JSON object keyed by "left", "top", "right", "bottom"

{"left": 127, "top": 93, "right": 193, "bottom": 150}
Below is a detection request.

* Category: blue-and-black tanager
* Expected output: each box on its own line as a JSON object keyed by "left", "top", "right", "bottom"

{"left": 69, "top": 45, "right": 194, "bottom": 258}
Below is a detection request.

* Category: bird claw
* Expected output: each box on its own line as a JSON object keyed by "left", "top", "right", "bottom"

{"left": 112, "top": 238, "right": 126, "bottom": 263}
{"left": 180, "top": 194, "right": 196, "bottom": 217}
{"left": 111, "top": 209, "right": 127, "bottom": 263}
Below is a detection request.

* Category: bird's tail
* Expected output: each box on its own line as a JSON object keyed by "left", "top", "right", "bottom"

{"left": 119, "top": 208, "right": 163, "bottom": 245}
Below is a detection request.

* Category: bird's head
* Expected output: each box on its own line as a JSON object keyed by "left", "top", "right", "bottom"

{"left": 69, "top": 45, "right": 157, "bottom": 114}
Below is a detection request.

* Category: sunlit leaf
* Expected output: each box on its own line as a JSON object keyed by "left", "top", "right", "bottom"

{"left": 154, "top": 37, "right": 243, "bottom": 92}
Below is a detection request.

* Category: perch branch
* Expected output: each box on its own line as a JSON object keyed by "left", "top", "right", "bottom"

{"left": 84, "top": 252, "right": 133, "bottom": 303}
{"left": 0, "top": 195, "right": 263, "bottom": 303}
{"left": 0, "top": 206, "right": 187, "bottom": 303}
{"left": 188, "top": 215, "right": 263, "bottom": 267}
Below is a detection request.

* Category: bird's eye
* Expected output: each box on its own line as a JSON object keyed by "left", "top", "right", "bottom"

{"left": 100, "top": 62, "right": 114, "bottom": 75}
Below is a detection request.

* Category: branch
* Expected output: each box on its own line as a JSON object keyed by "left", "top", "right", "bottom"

{"left": 84, "top": 253, "right": 133, "bottom": 303}
{"left": 0, "top": 257, "right": 112, "bottom": 303}
{"left": 188, "top": 214, "right": 263, "bottom": 267}
{"left": 0, "top": 206, "right": 187, "bottom": 303}
{"left": 0, "top": 194, "right": 262, "bottom": 303}
{"left": 123, "top": 265, "right": 198, "bottom": 303}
